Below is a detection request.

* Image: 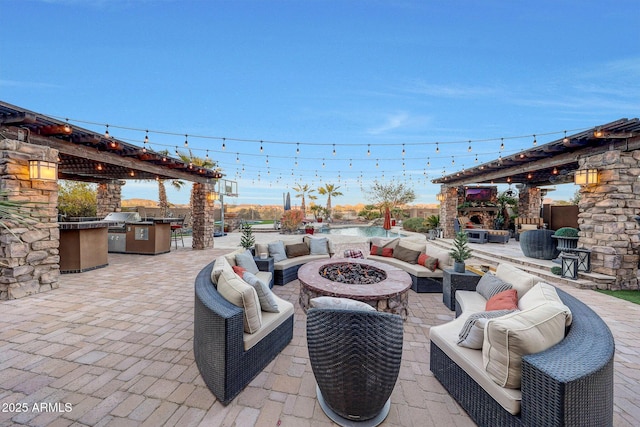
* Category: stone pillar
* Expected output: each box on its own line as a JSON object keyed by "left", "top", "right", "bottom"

{"left": 96, "top": 180, "right": 124, "bottom": 218}
{"left": 440, "top": 185, "right": 460, "bottom": 238}
{"left": 191, "top": 182, "right": 215, "bottom": 249}
{"left": 0, "top": 139, "right": 59, "bottom": 300}
{"left": 577, "top": 149, "right": 640, "bottom": 289}
{"left": 518, "top": 187, "right": 542, "bottom": 218}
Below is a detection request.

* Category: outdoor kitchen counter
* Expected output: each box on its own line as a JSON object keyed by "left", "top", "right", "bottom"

{"left": 59, "top": 221, "right": 110, "bottom": 273}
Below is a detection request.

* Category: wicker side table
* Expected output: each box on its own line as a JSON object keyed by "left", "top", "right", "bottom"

{"left": 442, "top": 268, "right": 481, "bottom": 311}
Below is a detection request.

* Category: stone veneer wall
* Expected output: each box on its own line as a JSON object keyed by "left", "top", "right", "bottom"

{"left": 0, "top": 140, "right": 60, "bottom": 300}
{"left": 440, "top": 185, "right": 459, "bottom": 238}
{"left": 518, "top": 187, "right": 542, "bottom": 218}
{"left": 96, "top": 180, "right": 124, "bottom": 218}
{"left": 578, "top": 149, "right": 640, "bottom": 290}
{"left": 191, "top": 182, "right": 215, "bottom": 249}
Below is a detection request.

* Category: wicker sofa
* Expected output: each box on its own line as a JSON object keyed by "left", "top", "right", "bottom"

{"left": 194, "top": 260, "right": 294, "bottom": 405}
{"left": 429, "top": 264, "right": 614, "bottom": 427}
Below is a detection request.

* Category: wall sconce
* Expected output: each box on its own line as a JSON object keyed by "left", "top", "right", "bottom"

{"left": 207, "top": 192, "right": 219, "bottom": 202}
{"left": 29, "top": 160, "right": 57, "bottom": 181}
{"left": 436, "top": 193, "right": 445, "bottom": 202}
{"left": 574, "top": 169, "right": 599, "bottom": 186}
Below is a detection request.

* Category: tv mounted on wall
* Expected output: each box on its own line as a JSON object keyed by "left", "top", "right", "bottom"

{"left": 465, "top": 187, "right": 494, "bottom": 202}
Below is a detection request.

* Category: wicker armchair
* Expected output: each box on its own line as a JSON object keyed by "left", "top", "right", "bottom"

{"left": 306, "top": 308, "right": 403, "bottom": 426}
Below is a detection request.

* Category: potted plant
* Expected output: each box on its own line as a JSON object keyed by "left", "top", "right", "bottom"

{"left": 304, "top": 223, "right": 315, "bottom": 235}
{"left": 425, "top": 214, "right": 440, "bottom": 240}
{"left": 449, "top": 231, "right": 472, "bottom": 273}
{"left": 552, "top": 227, "right": 579, "bottom": 252}
{"left": 239, "top": 222, "right": 255, "bottom": 250}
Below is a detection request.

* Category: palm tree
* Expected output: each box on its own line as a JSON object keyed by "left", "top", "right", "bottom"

{"left": 156, "top": 150, "right": 190, "bottom": 217}
{"left": 317, "top": 183, "right": 343, "bottom": 219}
{"left": 292, "top": 183, "right": 316, "bottom": 216}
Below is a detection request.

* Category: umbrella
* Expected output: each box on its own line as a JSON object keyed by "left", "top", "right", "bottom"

{"left": 383, "top": 206, "right": 391, "bottom": 235}
{"left": 284, "top": 192, "right": 291, "bottom": 211}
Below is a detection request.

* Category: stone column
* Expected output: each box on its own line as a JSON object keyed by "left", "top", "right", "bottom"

{"left": 0, "top": 139, "right": 59, "bottom": 300}
{"left": 191, "top": 182, "right": 215, "bottom": 249}
{"left": 518, "top": 187, "right": 542, "bottom": 218}
{"left": 440, "top": 185, "right": 460, "bottom": 238}
{"left": 578, "top": 149, "right": 640, "bottom": 289}
{"left": 96, "top": 180, "right": 124, "bottom": 218}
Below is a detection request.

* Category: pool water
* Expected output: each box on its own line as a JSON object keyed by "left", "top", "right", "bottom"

{"left": 318, "top": 226, "right": 405, "bottom": 238}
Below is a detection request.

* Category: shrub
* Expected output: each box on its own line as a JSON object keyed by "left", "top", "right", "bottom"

{"left": 551, "top": 266, "right": 562, "bottom": 275}
{"left": 402, "top": 217, "right": 425, "bottom": 232}
{"left": 280, "top": 209, "right": 304, "bottom": 234}
{"left": 554, "top": 227, "right": 579, "bottom": 238}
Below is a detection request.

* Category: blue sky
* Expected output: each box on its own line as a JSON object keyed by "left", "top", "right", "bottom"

{"left": 2, "top": 0, "right": 639, "bottom": 207}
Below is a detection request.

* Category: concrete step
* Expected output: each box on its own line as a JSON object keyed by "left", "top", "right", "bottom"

{"left": 429, "top": 238, "right": 615, "bottom": 290}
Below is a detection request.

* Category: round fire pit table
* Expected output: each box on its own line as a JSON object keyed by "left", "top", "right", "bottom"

{"left": 298, "top": 258, "right": 411, "bottom": 319}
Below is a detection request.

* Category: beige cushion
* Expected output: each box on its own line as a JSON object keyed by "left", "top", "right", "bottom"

{"left": 426, "top": 245, "right": 452, "bottom": 267}
{"left": 430, "top": 316, "right": 522, "bottom": 414}
{"left": 482, "top": 303, "right": 571, "bottom": 388}
{"left": 458, "top": 310, "right": 517, "bottom": 349}
{"left": 367, "top": 255, "right": 443, "bottom": 277}
{"left": 455, "top": 290, "right": 488, "bottom": 314}
{"left": 223, "top": 248, "right": 246, "bottom": 267}
{"left": 398, "top": 238, "right": 426, "bottom": 253}
{"left": 244, "top": 295, "right": 294, "bottom": 350}
{"left": 217, "top": 267, "right": 263, "bottom": 334}
{"left": 310, "top": 296, "right": 376, "bottom": 311}
{"left": 211, "top": 256, "right": 230, "bottom": 285}
{"left": 519, "top": 224, "right": 538, "bottom": 231}
{"left": 519, "top": 283, "right": 572, "bottom": 326}
{"left": 370, "top": 237, "right": 400, "bottom": 250}
{"left": 273, "top": 254, "right": 329, "bottom": 270}
{"left": 495, "top": 264, "right": 538, "bottom": 300}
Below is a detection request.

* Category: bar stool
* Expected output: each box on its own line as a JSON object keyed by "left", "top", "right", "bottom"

{"left": 171, "top": 220, "right": 184, "bottom": 249}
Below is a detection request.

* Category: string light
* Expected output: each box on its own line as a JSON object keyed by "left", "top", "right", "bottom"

{"left": 144, "top": 130, "right": 149, "bottom": 144}
{"left": 563, "top": 131, "right": 569, "bottom": 144}
{"left": 436, "top": 142, "right": 440, "bottom": 153}
{"left": 260, "top": 140, "right": 264, "bottom": 152}
{"left": 184, "top": 134, "right": 189, "bottom": 147}
{"left": 332, "top": 144, "right": 336, "bottom": 155}
{"left": 367, "top": 144, "right": 371, "bottom": 156}
{"left": 402, "top": 144, "right": 405, "bottom": 157}
{"left": 427, "top": 157, "right": 430, "bottom": 167}
{"left": 468, "top": 140, "right": 472, "bottom": 152}
{"left": 533, "top": 134, "right": 537, "bottom": 146}
{"left": 222, "top": 138, "right": 226, "bottom": 150}
{"left": 236, "top": 152, "right": 239, "bottom": 162}
{"left": 500, "top": 138, "right": 504, "bottom": 150}
{"left": 104, "top": 124, "right": 110, "bottom": 138}
{"left": 296, "top": 142, "right": 300, "bottom": 154}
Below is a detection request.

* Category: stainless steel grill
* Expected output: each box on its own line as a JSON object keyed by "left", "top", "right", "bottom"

{"left": 104, "top": 212, "right": 142, "bottom": 230}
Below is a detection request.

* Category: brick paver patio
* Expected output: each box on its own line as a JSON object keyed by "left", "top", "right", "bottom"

{"left": 1, "top": 232, "right": 638, "bottom": 426}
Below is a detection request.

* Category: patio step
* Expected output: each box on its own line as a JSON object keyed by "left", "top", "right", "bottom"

{"left": 429, "top": 238, "right": 615, "bottom": 290}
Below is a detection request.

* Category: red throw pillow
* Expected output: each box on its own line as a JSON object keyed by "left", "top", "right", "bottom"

{"left": 417, "top": 253, "right": 439, "bottom": 271}
{"left": 485, "top": 289, "right": 518, "bottom": 311}
{"left": 370, "top": 245, "right": 394, "bottom": 257}
{"left": 232, "top": 265, "right": 247, "bottom": 277}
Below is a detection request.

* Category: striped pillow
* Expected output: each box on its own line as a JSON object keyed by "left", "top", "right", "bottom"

{"left": 457, "top": 310, "right": 517, "bottom": 349}
{"left": 476, "top": 273, "right": 513, "bottom": 300}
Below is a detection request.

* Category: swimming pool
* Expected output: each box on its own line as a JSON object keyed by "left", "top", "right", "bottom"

{"left": 318, "top": 226, "right": 405, "bottom": 238}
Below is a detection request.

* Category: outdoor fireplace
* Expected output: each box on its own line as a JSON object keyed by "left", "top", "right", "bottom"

{"left": 298, "top": 259, "right": 411, "bottom": 319}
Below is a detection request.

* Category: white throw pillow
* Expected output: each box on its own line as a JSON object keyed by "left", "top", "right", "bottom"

{"left": 425, "top": 245, "right": 451, "bottom": 267}
{"left": 235, "top": 250, "right": 259, "bottom": 274}
{"left": 242, "top": 272, "right": 280, "bottom": 313}
{"left": 210, "top": 256, "right": 230, "bottom": 285}
{"left": 217, "top": 267, "right": 263, "bottom": 334}
{"left": 310, "top": 296, "right": 376, "bottom": 312}
{"left": 268, "top": 241, "right": 288, "bottom": 262}
{"left": 308, "top": 237, "right": 329, "bottom": 255}
{"left": 482, "top": 302, "right": 571, "bottom": 388}
{"left": 519, "top": 224, "right": 538, "bottom": 231}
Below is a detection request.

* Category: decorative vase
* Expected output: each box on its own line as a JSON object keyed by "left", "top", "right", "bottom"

{"left": 305, "top": 228, "right": 314, "bottom": 235}
{"left": 453, "top": 261, "right": 466, "bottom": 273}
